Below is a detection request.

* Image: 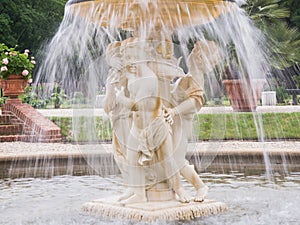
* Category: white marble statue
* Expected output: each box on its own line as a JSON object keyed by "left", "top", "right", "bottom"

{"left": 103, "top": 41, "right": 132, "bottom": 189}
{"left": 115, "top": 37, "right": 191, "bottom": 204}
{"left": 164, "top": 40, "right": 221, "bottom": 201}
{"left": 103, "top": 37, "right": 220, "bottom": 205}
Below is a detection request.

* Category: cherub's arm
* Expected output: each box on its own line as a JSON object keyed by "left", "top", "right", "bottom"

{"left": 103, "top": 75, "right": 117, "bottom": 114}
{"left": 164, "top": 78, "right": 204, "bottom": 124}
{"left": 164, "top": 97, "right": 199, "bottom": 122}
{"left": 115, "top": 86, "right": 138, "bottom": 111}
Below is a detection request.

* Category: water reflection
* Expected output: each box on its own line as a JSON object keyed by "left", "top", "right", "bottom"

{"left": 1, "top": 173, "right": 300, "bottom": 225}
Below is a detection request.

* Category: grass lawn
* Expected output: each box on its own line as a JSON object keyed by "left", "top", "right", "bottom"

{"left": 50, "top": 112, "right": 300, "bottom": 142}
{"left": 194, "top": 112, "right": 300, "bottom": 140}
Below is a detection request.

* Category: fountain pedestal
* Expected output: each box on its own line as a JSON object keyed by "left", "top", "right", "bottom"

{"left": 82, "top": 198, "right": 227, "bottom": 222}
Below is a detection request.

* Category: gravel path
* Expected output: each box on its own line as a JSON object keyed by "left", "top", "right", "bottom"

{"left": 32, "top": 105, "right": 300, "bottom": 117}
{"left": 0, "top": 141, "right": 299, "bottom": 158}
{"left": 1, "top": 105, "right": 299, "bottom": 117}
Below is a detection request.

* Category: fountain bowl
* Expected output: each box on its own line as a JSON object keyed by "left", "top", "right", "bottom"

{"left": 66, "top": 0, "right": 235, "bottom": 30}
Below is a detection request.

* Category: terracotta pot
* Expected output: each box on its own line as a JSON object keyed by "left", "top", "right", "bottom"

{"left": 0, "top": 74, "right": 27, "bottom": 99}
{"left": 222, "top": 79, "right": 266, "bottom": 112}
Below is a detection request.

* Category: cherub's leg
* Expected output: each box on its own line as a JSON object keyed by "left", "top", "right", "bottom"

{"left": 117, "top": 188, "right": 134, "bottom": 202}
{"left": 180, "top": 165, "right": 208, "bottom": 202}
{"left": 115, "top": 150, "right": 134, "bottom": 202}
{"left": 158, "top": 136, "right": 191, "bottom": 203}
{"left": 195, "top": 186, "right": 209, "bottom": 202}
{"left": 120, "top": 132, "right": 147, "bottom": 205}
{"left": 175, "top": 129, "right": 209, "bottom": 202}
{"left": 121, "top": 149, "right": 147, "bottom": 204}
{"left": 113, "top": 130, "right": 135, "bottom": 202}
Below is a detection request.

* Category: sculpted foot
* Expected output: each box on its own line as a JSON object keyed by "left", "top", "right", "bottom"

{"left": 121, "top": 194, "right": 147, "bottom": 205}
{"left": 118, "top": 188, "right": 134, "bottom": 202}
{"left": 195, "top": 186, "right": 209, "bottom": 202}
{"left": 176, "top": 188, "right": 191, "bottom": 203}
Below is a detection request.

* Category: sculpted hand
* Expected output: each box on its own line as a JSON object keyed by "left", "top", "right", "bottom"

{"left": 163, "top": 106, "right": 175, "bottom": 125}
{"left": 126, "top": 64, "right": 137, "bottom": 74}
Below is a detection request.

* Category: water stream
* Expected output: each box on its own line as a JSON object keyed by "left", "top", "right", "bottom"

{"left": 17, "top": 1, "right": 299, "bottom": 223}
{"left": 34, "top": 0, "right": 276, "bottom": 177}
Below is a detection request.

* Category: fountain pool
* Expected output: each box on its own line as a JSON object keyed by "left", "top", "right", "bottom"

{"left": 1, "top": 172, "right": 300, "bottom": 225}
{"left": 10, "top": 0, "right": 300, "bottom": 224}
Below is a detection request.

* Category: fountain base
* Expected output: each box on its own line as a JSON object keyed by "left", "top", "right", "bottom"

{"left": 82, "top": 197, "right": 227, "bottom": 222}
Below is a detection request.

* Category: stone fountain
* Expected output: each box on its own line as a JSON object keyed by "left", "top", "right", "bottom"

{"left": 64, "top": 0, "right": 240, "bottom": 222}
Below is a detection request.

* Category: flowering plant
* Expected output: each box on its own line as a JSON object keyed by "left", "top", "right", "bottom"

{"left": 0, "top": 43, "right": 35, "bottom": 82}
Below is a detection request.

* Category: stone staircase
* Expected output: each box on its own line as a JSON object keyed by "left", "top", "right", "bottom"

{"left": 0, "top": 102, "right": 62, "bottom": 142}
{"left": 0, "top": 111, "right": 35, "bottom": 142}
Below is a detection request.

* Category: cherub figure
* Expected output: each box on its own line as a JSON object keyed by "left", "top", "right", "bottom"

{"left": 164, "top": 40, "right": 221, "bottom": 201}
{"left": 103, "top": 41, "right": 132, "bottom": 199}
{"left": 115, "top": 37, "right": 190, "bottom": 204}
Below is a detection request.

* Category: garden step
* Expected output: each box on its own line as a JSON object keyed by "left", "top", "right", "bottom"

{"left": 0, "top": 135, "right": 37, "bottom": 142}
{"left": 0, "top": 115, "right": 12, "bottom": 125}
{"left": 0, "top": 124, "right": 24, "bottom": 135}
{"left": 0, "top": 114, "right": 23, "bottom": 125}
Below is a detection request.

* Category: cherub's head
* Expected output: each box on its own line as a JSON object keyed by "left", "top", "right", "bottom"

{"left": 106, "top": 41, "right": 122, "bottom": 67}
{"left": 187, "top": 40, "right": 221, "bottom": 72}
{"left": 120, "top": 37, "right": 148, "bottom": 64}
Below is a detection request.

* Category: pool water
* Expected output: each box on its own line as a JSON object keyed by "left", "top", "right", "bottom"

{"left": 1, "top": 172, "right": 300, "bottom": 225}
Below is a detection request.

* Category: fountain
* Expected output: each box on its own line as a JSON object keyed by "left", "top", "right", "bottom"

{"left": 30, "top": 0, "right": 270, "bottom": 222}
{"left": 60, "top": 1, "right": 230, "bottom": 221}
{"left": 4, "top": 0, "right": 295, "bottom": 223}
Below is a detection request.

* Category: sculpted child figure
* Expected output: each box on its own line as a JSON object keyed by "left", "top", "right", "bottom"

{"left": 115, "top": 37, "right": 190, "bottom": 204}
{"left": 164, "top": 40, "right": 221, "bottom": 201}
{"left": 103, "top": 41, "right": 132, "bottom": 199}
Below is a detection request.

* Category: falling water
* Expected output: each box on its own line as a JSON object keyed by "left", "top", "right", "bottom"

{"left": 34, "top": 0, "right": 276, "bottom": 179}
{"left": 2, "top": 2, "right": 300, "bottom": 224}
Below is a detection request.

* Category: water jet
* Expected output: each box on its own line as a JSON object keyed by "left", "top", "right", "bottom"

{"left": 4, "top": 0, "right": 298, "bottom": 223}
{"left": 40, "top": 0, "right": 273, "bottom": 221}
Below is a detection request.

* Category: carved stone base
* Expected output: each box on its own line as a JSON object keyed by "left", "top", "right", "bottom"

{"left": 146, "top": 181, "right": 175, "bottom": 201}
{"left": 82, "top": 197, "right": 227, "bottom": 222}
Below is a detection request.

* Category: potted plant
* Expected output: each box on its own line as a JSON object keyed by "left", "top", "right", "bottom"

{"left": 50, "top": 85, "right": 68, "bottom": 109}
{"left": 220, "top": 0, "right": 300, "bottom": 111}
{"left": 222, "top": 43, "right": 266, "bottom": 112}
{"left": 0, "top": 43, "right": 35, "bottom": 102}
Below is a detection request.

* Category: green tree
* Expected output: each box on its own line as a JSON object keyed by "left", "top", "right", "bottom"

{"left": 244, "top": 0, "right": 300, "bottom": 69}
{"left": 245, "top": 0, "right": 290, "bottom": 24}
{"left": 281, "top": 0, "right": 300, "bottom": 29}
{"left": 0, "top": 0, "right": 67, "bottom": 53}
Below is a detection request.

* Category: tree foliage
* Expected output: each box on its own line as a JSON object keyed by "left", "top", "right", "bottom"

{"left": 282, "top": 0, "right": 300, "bottom": 29}
{"left": 245, "top": 0, "right": 290, "bottom": 23}
{"left": 0, "top": 0, "right": 299, "bottom": 85}
{"left": 244, "top": 0, "right": 300, "bottom": 69}
{"left": 0, "top": 0, "right": 68, "bottom": 53}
